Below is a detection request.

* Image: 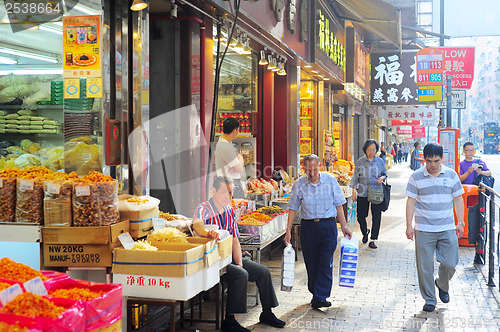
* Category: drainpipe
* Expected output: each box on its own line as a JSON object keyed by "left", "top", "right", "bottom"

{"left": 151, "top": 14, "right": 207, "bottom": 199}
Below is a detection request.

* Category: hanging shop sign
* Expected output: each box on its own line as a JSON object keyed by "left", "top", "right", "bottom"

{"left": 63, "top": 15, "right": 102, "bottom": 78}
{"left": 391, "top": 120, "right": 420, "bottom": 125}
{"left": 412, "top": 125, "right": 426, "bottom": 138}
{"left": 435, "top": 89, "right": 466, "bottom": 109}
{"left": 315, "top": 1, "right": 345, "bottom": 78}
{"left": 397, "top": 126, "right": 412, "bottom": 135}
{"left": 441, "top": 47, "right": 475, "bottom": 89}
{"left": 345, "top": 27, "right": 369, "bottom": 91}
{"left": 370, "top": 51, "right": 419, "bottom": 106}
{"left": 380, "top": 106, "right": 436, "bottom": 122}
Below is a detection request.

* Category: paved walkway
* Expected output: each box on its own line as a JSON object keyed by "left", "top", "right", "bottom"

{"left": 178, "top": 162, "right": 500, "bottom": 331}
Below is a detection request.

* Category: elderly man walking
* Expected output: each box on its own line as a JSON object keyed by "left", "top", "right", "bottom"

{"left": 284, "top": 154, "right": 352, "bottom": 309}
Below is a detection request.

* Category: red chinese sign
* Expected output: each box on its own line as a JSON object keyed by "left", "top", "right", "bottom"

{"left": 397, "top": 126, "right": 412, "bottom": 135}
{"left": 412, "top": 125, "right": 426, "bottom": 138}
{"left": 392, "top": 120, "right": 420, "bottom": 125}
{"left": 441, "top": 47, "right": 475, "bottom": 89}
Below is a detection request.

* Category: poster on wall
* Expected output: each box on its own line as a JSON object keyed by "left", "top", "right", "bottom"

{"left": 63, "top": 15, "right": 102, "bottom": 78}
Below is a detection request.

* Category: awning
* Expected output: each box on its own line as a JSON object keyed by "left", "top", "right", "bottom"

{"left": 332, "top": 0, "right": 402, "bottom": 51}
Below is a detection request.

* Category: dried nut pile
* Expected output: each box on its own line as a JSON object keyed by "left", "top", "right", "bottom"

{"left": 49, "top": 287, "right": 105, "bottom": 301}
{"left": 0, "top": 321, "right": 28, "bottom": 332}
{"left": 0, "top": 292, "right": 66, "bottom": 319}
{"left": 73, "top": 171, "right": 119, "bottom": 226}
{"left": 0, "top": 168, "right": 25, "bottom": 222}
{"left": 0, "top": 257, "right": 47, "bottom": 283}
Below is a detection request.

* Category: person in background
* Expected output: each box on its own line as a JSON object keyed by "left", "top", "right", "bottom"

{"left": 380, "top": 142, "right": 387, "bottom": 162}
{"left": 403, "top": 143, "right": 410, "bottom": 163}
{"left": 397, "top": 143, "right": 403, "bottom": 165}
{"left": 394, "top": 143, "right": 399, "bottom": 164}
{"left": 215, "top": 118, "right": 245, "bottom": 198}
{"left": 387, "top": 142, "right": 394, "bottom": 161}
{"left": 349, "top": 139, "right": 387, "bottom": 249}
{"left": 405, "top": 143, "right": 465, "bottom": 312}
{"left": 410, "top": 142, "right": 424, "bottom": 170}
{"left": 459, "top": 142, "right": 491, "bottom": 184}
{"left": 284, "top": 154, "right": 352, "bottom": 309}
{"left": 193, "top": 177, "right": 286, "bottom": 332}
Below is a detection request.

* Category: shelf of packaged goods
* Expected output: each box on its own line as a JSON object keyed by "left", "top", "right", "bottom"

{"left": 215, "top": 133, "right": 254, "bottom": 138}
{"left": 300, "top": 138, "right": 312, "bottom": 140}
{"left": 0, "top": 105, "right": 63, "bottom": 110}
{"left": 300, "top": 115, "right": 312, "bottom": 118}
{"left": 300, "top": 126, "right": 312, "bottom": 130}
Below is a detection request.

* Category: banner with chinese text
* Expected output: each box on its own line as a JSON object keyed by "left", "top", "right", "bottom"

{"left": 63, "top": 15, "right": 101, "bottom": 78}
{"left": 370, "top": 51, "right": 419, "bottom": 105}
{"left": 412, "top": 125, "right": 426, "bottom": 138}
{"left": 441, "top": 47, "right": 475, "bottom": 89}
{"left": 380, "top": 106, "right": 436, "bottom": 122}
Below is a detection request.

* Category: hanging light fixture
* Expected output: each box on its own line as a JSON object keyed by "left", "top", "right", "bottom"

{"left": 304, "top": 63, "right": 312, "bottom": 68}
{"left": 130, "top": 0, "right": 148, "bottom": 11}
{"left": 267, "top": 54, "right": 276, "bottom": 70}
{"left": 228, "top": 30, "right": 238, "bottom": 47}
{"left": 241, "top": 38, "right": 251, "bottom": 55}
{"left": 277, "top": 60, "right": 286, "bottom": 76}
{"left": 233, "top": 36, "right": 245, "bottom": 53}
{"left": 214, "top": 30, "right": 227, "bottom": 43}
{"left": 258, "top": 50, "right": 268, "bottom": 65}
{"left": 271, "top": 57, "right": 279, "bottom": 72}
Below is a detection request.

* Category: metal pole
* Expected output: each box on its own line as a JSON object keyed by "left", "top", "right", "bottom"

{"left": 488, "top": 194, "right": 495, "bottom": 286}
{"left": 439, "top": 0, "right": 445, "bottom": 127}
{"left": 475, "top": 189, "right": 486, "bottom": 264}
{"left": 446, "top": 75, "right": 452, "bottom": 128}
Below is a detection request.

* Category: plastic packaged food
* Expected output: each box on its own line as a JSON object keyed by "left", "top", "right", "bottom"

{"left": 43, "top": 176, "right": 76, "bottom": 227}
{"left": 72, "top": 174, "right": 119, "bottom": 226}
{"left": 0, "top": 173, "right": 17, "bottom": 222}
{"left": 16, "top": 177, "right": 44, "bottom": 224}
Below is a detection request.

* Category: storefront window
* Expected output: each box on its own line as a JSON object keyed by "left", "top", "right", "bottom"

{"left": 299, "top": 79, "right": 316, "bottom": 158}
{"left": 214, "top": 53, "right": 257, "bottom": 136}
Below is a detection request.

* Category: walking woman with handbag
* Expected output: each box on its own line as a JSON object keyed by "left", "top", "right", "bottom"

{"left": 349, "top": 139, "right": 388, "bottom": 249}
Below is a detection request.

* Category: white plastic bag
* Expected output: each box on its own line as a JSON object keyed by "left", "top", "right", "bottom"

{"left": 281, "top": 243, "right": 295, "bottom": 292}
{"left": 339, "top": 236, "right": 359, "bottom": 287}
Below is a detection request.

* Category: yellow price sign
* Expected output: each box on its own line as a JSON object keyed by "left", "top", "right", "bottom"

{"left": 86, "top": 78, "right": 102, "bottom": 98}
{"left": 64, "top": 78, "right": 80, "bottom": 99}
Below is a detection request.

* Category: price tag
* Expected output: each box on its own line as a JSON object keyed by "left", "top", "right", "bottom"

{"left": 82, "top": 153, "right": 92, "bottom": 160}
{"left": 152, "top": 217, "right": 166, "bottom": 231}
{"left": 0, "top": 178, "right": 3, "bottom": 188}
{"left": 75, "top": 185, "right": 90, "bottom": 196}
{"left": 0, "top": 284, "right": 23, "bottom": 306}
{"left": 19, "top": 179, "right": 34, "bottom": 191}
{"left": 46, "top": 183, "right": 61, "bottom": 195}
{"left": 118, "top": 232, "right": 135, "bottom": 249}
{"left": 23, "top": 277, "right": 48, "bottom": 296}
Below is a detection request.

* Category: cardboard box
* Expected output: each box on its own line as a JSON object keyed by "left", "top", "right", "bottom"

{"left": 112, "top": 243, "right": 204, "bottom": 278}
{"left": 42, "top": 220, "right": 129, "bottom": 267}
{"left": 44, "top": 198, "right": 72, "bottom": 226}
{"left": 114, "top": 269, "right": 204, "bottom": 301}
{"left": 119, "top": 206, "right": 158, "bottom": 223}
{"left": 218, "top": 236, "right": 232, "bottom": 260}
{"left": 121, "top": 206, "right": 158, "bottom": 239}
{"left": 187, "top": 237, "right": 219, "bottom": 267}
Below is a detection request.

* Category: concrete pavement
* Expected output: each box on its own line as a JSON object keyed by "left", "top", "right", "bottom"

{"left": 177, "top": 162, "right": 500, "bottom": 331}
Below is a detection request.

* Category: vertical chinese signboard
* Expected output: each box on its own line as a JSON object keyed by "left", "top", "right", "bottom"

{"left": 315, "top": 0, "right": 345, "bottom": 80}
{"left": 370, "top": 51, "right": 419, "bottom": 105}
{"left": 63, "top": 16, "right": 102, "bottom": 78}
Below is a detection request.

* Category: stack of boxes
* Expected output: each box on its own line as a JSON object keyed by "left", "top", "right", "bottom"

{"left": 338, "top": 237, "right": 358, "bottom": 287}
{"left": 37, "top": 81, "right": 63, "bottom": 105}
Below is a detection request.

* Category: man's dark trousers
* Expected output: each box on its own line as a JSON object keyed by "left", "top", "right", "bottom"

{"left": 300, "top": 217, "right": 338, "bottom": 302}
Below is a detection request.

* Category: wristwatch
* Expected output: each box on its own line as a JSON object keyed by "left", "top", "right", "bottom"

{"left": 457, "top": 222, "right": 465, "bottom": 227}
{"left": 341, "top": 225, "right": 349, "bottom": 230}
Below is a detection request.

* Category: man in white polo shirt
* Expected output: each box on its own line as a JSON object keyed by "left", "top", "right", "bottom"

{"left": 405, "top": 143, "right": 465, "bottom": 312}
{"left": 215, "top": 118, "right": 245, "bottom": 198}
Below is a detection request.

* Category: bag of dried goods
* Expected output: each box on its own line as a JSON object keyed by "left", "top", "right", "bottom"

{"left": 0, "top": 168, "right": 24, "bottom": 222}
{"left": 43, "top": 172, "right": 78, "bottom": 226}
{"left": 15, "top": 166, "right": 52, "bottom": 224}
{"left": 72, "top": 171, "right": 119, "bottom": 226}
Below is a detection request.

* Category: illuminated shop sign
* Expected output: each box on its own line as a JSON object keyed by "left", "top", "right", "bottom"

{"left": 317, "top": 9, "right": 345, "bottom": 71}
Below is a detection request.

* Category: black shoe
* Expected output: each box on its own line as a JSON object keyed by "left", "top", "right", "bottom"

{"left": 423, "top": 304, "right": 435, "bottom": 312}
{"left": 362, "top": 229, "right": 370, "bottom": 244}
{"left": 260, "top": 311, "right": 286, "bottom": 328}
{"left": 435, "top": 280, "right": 450, "bottom": 303}
{"left": 311, "top": 300, "right": 331, "bottom": 309}
{"left": 222, "top": 318, "right": 251, "bottom": 332}
{"left": 368, "top": 241, "right": 377, "bottom": 249}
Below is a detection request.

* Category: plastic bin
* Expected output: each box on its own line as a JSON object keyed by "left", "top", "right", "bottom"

{"left": 454, "top": 184, "right": 478, "bottom": 247}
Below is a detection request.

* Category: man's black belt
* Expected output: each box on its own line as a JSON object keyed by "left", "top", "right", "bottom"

{"left": 302, "top": 217, "right": 336, "bottom": 222}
